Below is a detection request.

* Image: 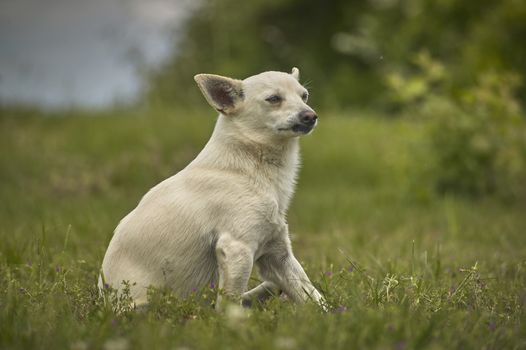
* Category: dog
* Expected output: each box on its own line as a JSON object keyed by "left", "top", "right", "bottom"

{"left": 99, "top": 68, "right": 324, "bottom": 309}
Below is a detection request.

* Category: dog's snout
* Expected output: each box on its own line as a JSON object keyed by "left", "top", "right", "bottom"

{"left": 299, "top": 110, "right": 318, "bottom": 125}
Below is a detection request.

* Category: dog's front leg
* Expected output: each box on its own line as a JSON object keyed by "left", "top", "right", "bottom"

{"left": 215, "top": 233, "right": 254, "bottom": 310}
{"left": 258, "top": 237, "right": 325, "bottom": 308}
{"left": 262, "top": 254, "right": 324, "bottom": 305}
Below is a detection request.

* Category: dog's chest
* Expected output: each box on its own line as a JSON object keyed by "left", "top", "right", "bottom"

{"left": 261, "top": 150, "right": 299, "bottom": 214}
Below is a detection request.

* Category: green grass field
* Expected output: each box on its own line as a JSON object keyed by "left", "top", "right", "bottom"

{"left": 1, "top": 108, "right": 525, "bottom": 349}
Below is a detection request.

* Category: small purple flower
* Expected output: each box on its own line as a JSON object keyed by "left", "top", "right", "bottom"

{"left": 348, "top": 266, "right": 354, "bottom": 273}
{"left": 210, "top": 282, "right": 215, "bottom": 289}
{"left": 55, "top": 265, "right": 61, "bottom": 273}
{"left": 192, "top": 288, "right": 197, "bottom": 293}
{"left": 325, "top": 271, "right": 333, "bottom": 278}
{"left": 335, "top": 305, "right": 347, "bottom": 313}
{"left": 395, "top": 340, "right": 407, "bottom": 350}
{"left": 104, "top": 283, "right": 110, "bottom": 289}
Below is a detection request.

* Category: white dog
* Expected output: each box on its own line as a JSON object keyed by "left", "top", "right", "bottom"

{"left": 100, "top": 68, "right": 324, "bottom": 309}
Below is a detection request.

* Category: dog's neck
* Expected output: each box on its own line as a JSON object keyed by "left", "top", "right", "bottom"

{"left": 192, "top": 115, "right": 300, "bottom": 214}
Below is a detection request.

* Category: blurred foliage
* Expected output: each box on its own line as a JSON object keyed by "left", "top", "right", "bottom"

{"left": 147, "top": 0, "right": 526, "bottom": 110}
{"left": 147, "top": 0, "right": 526, "bottom": 198}
{"left": 387, "top": 51, "right": 526, "bottom": 199}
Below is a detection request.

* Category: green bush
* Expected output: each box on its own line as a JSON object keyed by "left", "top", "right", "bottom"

{"left": 146, "top": 0, "right": 526, "bottom": 110}
{"left": 387, "top": 53, "right": 526, "bottom": 199}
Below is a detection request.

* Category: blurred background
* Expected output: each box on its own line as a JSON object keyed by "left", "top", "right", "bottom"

{"left": 1, "top": 0, "right": 525, "bottom": 198}
{"left": 2, "top": 0, "right": 526, "bottom": 110}
{"left": 0, "top": 0, "right": 197, "bottom": 108}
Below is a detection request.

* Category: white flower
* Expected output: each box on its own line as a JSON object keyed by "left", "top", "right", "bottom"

{"left": 275, "top": 336, "right": 297, "bottom": 349}
{"left": 103, "top": 337, "right": 129, "bottom": 350}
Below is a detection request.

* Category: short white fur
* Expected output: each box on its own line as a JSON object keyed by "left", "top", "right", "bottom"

{"left": 100, "top": 68, "right": 324, "bottom": 309}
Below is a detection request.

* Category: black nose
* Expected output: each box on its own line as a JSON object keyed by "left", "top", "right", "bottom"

{"left": 299, "top": 110, "right": 318, "bottom": 125}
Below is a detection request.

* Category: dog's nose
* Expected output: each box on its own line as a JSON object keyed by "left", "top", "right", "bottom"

{"left": 299, "top": 110, "right": 318, "bottom": 125}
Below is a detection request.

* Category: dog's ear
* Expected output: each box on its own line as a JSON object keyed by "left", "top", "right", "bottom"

{"left": 291, "top": 67, "right": 300, "bottom": 81}
{"left": 194, "top": 74, "right": 244, "bottom": 115}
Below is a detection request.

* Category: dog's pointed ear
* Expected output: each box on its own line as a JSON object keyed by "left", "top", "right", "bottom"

{"left": 194, "top": 74, "right": 244, "bottom": 115}
{"left": 291, "top": 67, "right": 300, "bottom": 81}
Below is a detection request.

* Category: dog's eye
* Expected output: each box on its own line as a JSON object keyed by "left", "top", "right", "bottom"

{"left": 265, "top": 95, "right": 282, "bottom": 104}
{"left": 301, "top": 92, "right": 309, "bottom": 102}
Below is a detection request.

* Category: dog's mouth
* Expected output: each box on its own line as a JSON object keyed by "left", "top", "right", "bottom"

{"left": 291, "top": 123, "right": 315, "bottom": 134}
{"left": 279, "top": 123, "right": 315, "bottom": 134}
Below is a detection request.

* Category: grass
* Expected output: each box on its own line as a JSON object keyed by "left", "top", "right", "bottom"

{"left": 0, "top": 107, "right": 525, "bottom": 349}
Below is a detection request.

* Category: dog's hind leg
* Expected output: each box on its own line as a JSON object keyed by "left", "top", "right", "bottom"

{"left": 241, "top": 281, "right": 280, "bottom": 307}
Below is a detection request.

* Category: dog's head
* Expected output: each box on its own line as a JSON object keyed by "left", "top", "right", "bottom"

{"left": 194, "top": 68, "right": 317, "bottom": 140}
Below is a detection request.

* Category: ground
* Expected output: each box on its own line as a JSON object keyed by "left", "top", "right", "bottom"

{"left": 1, "top": 108, "right": 525, "bottom": 349}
